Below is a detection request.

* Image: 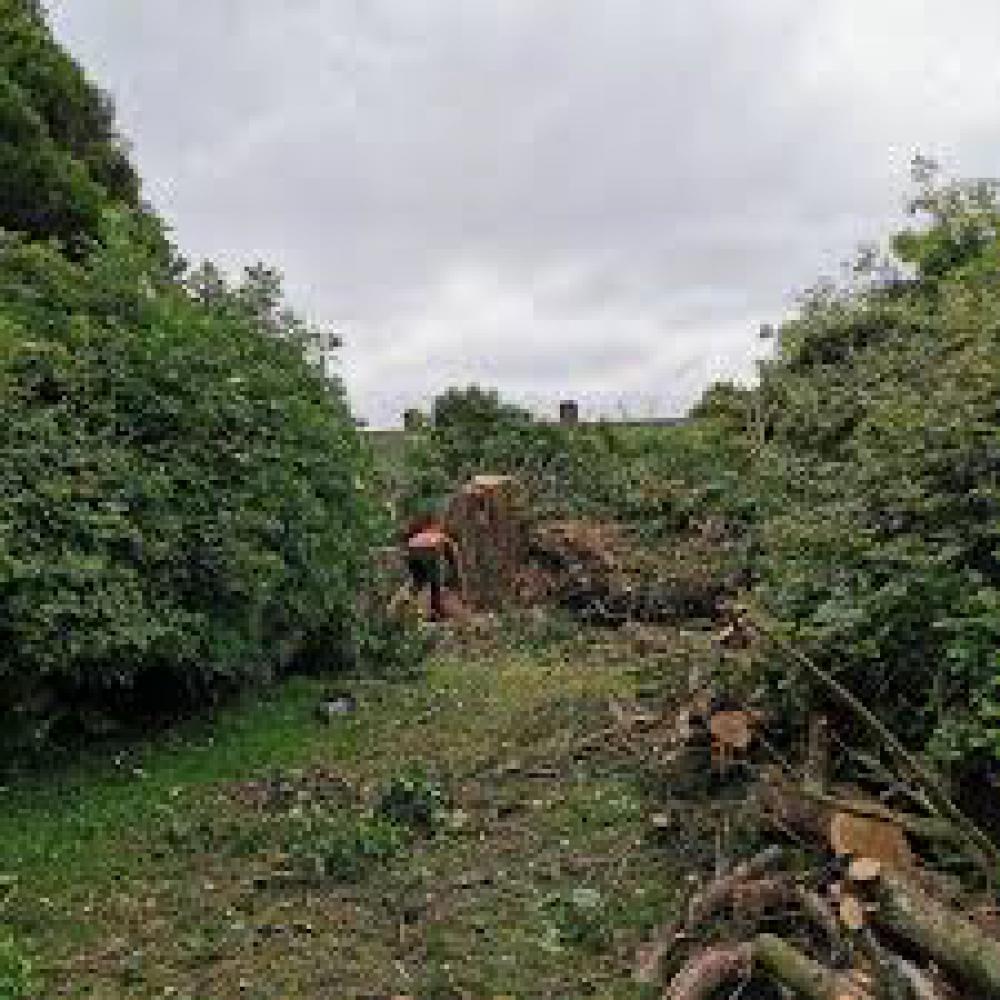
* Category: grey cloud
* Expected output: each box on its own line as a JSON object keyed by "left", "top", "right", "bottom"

{"left": 46, "top": 0, "right": 1000, "bottom": 426}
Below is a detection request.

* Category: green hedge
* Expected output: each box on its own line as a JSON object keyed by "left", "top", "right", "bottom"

{"left": 0, "top": 218, "right": 382, "bottom": 745}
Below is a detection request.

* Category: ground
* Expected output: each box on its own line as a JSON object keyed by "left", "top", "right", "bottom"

{"left": 0, "top": 618, "right": 707, "bottom": 1000}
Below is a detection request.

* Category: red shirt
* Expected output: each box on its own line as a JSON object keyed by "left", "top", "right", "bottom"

{"left": 407, "top": 527, "right": 447, "bottom": 551}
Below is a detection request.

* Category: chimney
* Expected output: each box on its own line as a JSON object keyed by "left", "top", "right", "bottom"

{"left": 559, "top": 399, "right": 579, "bottom": 426}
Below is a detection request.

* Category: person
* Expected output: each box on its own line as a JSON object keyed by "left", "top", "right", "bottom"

{"left": 400, "top": 498, "right": 463, "bottom": 620}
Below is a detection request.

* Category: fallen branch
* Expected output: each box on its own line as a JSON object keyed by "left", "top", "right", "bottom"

{"left": 686, "top": 845, "right": 785, "bottom": 927}
{"left": 747, "top": 612, "right": 999, "bottom": 876}
{"left": 664, "top": 944, "right": 751, "bottom": 1000}
{"left": 664, "top": 935, "right": 870, "bottom": 1000}
{"left": 754, "top": 933, "right": 869, "bottom": 1000}
{"left": 867, "top": 868, "right": 1000, "bottom": 999}
{"left": 634, "top": 847, "right": 783, "bottom": 986}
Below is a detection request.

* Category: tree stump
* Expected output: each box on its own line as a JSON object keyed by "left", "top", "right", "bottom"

{"left": 445, "top": 475, "right": 527, "bottom": 611}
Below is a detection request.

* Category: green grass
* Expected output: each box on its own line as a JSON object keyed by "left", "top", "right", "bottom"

{"left": 0, "top": 630, "right": 691, "bottom": 999}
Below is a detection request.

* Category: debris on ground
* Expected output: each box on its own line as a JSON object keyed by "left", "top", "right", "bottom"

{"left": 621, "top": 623, "right": 1000, "bottom": 1000}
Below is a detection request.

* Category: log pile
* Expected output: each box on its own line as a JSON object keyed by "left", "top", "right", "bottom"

{"left": 656, "top": 849, "right": 1000, "bottom": 1000}
{"left": 637, "top": 750, "right": 1000, "bottom": 998}
{"left": 627, "top": 624, "right": 1000, "bottom": 1000}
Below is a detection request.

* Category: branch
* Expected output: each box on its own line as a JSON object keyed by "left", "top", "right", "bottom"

{"left": 747, "top": 612, "right": 999, "bottom": 876}
{"left": 868, "top": 868, "right": 1000, "bottom": 999}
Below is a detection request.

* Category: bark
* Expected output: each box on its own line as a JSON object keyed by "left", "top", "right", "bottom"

{"left": 686, "top": 845, "right": 784, "bottom": 927}
{"left": 635, "top": 846, "right": 784, "bottom": 985}
{"left": 753, "top": 934, "right": 869, "bottom": 1000}
{"left": 869, "top": 869, "right": 1000, "bottom": 999}
{"left": 665, "top": 935, "right": 871, "bottom": 1000}
{"left": 798, "top": 785, "right": 975, "bottom": 849}
{"left": 889, "top": 957, "right": 945, "bottom": 1000}
{"left": 805, "top": 713, "right": 830, "bottom": 791}
{"left": 663, "top": 943, "right": 751, "bottom": 1000}
{"left": 759, "top": 770, "right": 968, "bottom": 865}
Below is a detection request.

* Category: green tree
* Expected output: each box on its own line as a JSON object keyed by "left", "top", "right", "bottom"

{"left": 746, "top": 159, "right": 1000, "bottom": 773}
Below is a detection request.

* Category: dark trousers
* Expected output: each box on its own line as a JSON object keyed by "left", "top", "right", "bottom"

{"left": 407, "top": 551, "right": 444, "bottom": 617}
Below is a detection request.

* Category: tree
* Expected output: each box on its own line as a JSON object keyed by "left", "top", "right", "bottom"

{"left": 0, "top": 3, "right": 386, "bottom": 747}
{"left": 745, "top": 159, "right": 1000, "bottom": 778}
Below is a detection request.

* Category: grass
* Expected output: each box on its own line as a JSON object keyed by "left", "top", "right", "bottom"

{"left": 0, "top": 624, "right": 694, "bottom": 999}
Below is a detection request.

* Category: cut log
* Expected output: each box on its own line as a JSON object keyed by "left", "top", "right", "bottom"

{"left": 829, "top": 812, "right": 914, "bottom": 872}
{"left": 666, "top": 935, "right": 871, "bottom": 1000}
{"left": 760, "top": 774, "right": 959, "bottom": 851}
{"left": 664, "top": 943, "right": 751, "bottom": 1000}
{"left": 839, "top": 893, "right": 866, "bottom": 931}
{"left": 868, "top": 869, "right": 1000, "bottom": 999}
{"left": 848, "top": 858, "right": 883, "bottom": 883}
{"left": 753, "top": 934, "right": 869, "bottom": 1000}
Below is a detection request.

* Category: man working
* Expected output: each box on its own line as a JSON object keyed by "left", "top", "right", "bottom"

{"left": 399, "top": 497, "right": 463, "bottom": 621}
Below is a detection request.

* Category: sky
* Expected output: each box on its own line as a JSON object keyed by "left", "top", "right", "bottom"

{"left": 47, "top": 1, "right": 1000, "bottom": 427}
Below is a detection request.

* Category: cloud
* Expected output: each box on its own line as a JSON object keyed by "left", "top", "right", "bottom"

{"left": 46, "top": 0, "right": 1000, "bottom": 425}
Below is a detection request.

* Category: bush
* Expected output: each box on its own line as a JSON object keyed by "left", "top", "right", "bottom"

{"left": 0, "top": 933, "right": 32, "bottom": 1000}
{"left": 293, "top": 813, "right": 408, "bottom": 882}
{"left": 0, "top": 216, "right": 383, "bottom": 745}
{"left": 729, "top": 161, "right": 1000, "bottom": 772}
{"left": 376, "top": 768, "right": 450, "bottom": 831}
{"left": 401, "top": 385, "right": 752, "bottom": 540}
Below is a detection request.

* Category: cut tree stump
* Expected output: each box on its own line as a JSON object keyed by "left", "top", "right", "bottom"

{"left": 445, "top": 475, "right": 527, "bottom": 612}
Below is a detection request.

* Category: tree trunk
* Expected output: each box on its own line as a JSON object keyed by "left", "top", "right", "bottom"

{"left": 753, "top": 934, "right": 867, "bottom": 1000}
{"left": 869, "top": 869, "right": 1000, "bottom": 999}
{"left": 665, "top": 935, "right": 869, "bottom": 1000}
{"left": 664, "top": 944, "right": 751, "bottom": 1000}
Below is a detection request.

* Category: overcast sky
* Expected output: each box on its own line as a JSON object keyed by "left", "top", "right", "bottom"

{"left": 47, "top": 1, "right": 1000, "bottom": 427}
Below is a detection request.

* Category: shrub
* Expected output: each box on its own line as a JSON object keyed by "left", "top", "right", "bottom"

{"left": 295, "top": 813, "right": 408, "bottom": 882}
{"left": 0, "top": 217, "right": 383, "bottom": 745}
{"left": 376, "top": 768, "right": 450, "bottom": 831}
{"left": 0, "top": 934, "right": 32, "bottom": 1000}
{"left": 726, "top": 161, "right": 1000, "bottom": 773}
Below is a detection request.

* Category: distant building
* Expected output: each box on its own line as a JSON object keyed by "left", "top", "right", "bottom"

{"left": 361, "top": 401, "right": 688, "bottom": 435}
{"left": 552, "top": 399, "right": 686, "bottom": 429}
{"left": 403, "top": 408, "right": 425, "bottom": 431}
{"left": 559, "top": 400, "right": 579, "bottom": 426}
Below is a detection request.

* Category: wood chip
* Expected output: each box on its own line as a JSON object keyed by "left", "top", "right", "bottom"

{"left": 839, "top": 894, "right": 865, "bottom": 931}
{"left": 709, "top": 710, "right": 753, "bottom": 751}
{"left": 848, "top": 857, "right": 883, "bottom": 882}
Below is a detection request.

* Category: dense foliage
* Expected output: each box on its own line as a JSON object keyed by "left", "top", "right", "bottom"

{"left": 0, "top": 5, "right": 392, "bottom": 748}
{"left": 730, "top": 163, "right": 1000, "bottom": 773}
{"left": 0, "top": 218, "right": 384, "bottom": 743}
{"left": 0, "top": 0, "right": 146, "bottom": 252}
{"left": 399, "top": 384, "right": 750, "bottom": 535}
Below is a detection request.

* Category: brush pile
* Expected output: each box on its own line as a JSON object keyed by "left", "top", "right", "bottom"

{"left": 525, "top": 518, "right": 737, "bottom": 626}
{"left": 619, "top": 620, "right": 1000, "bottom": 1000}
